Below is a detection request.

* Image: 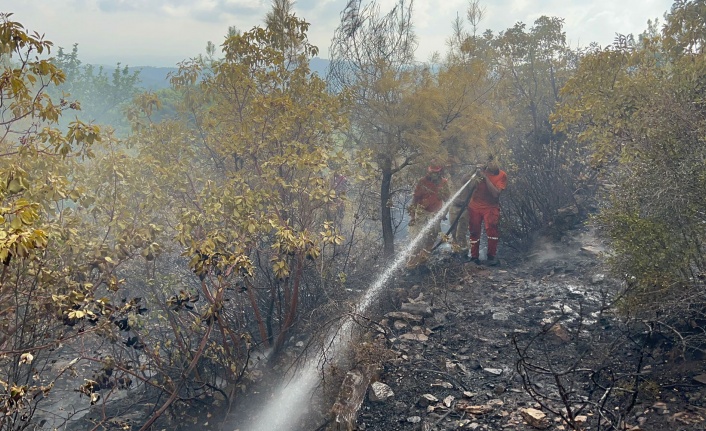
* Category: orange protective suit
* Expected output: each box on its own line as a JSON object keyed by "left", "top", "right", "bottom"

{"left": 412, "top": 176, "right": 448, "bottom": 213}
{"left": 468, "top": 169, "right": 507, "bottom": 260}
{"left": 407, "top": 172, "right": 450, "bottom": 268}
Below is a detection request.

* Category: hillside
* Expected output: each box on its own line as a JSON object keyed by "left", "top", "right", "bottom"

{"left": 134, "top": 66, "right": 176, "bottom": 90}
{"left": 223, "top": 226, "right": 706, "bottom": 431}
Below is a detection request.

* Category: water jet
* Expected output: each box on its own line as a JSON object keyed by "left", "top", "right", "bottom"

{"left": 242, "top": 179, "right": 473, "bottom": 431}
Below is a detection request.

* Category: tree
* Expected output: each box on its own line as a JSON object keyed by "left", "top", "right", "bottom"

{"left": 265, "top": 0, "right": 303, "bottom": 61}
{"left": 131, "top": 9, "right": 352, "bottom": 365}
{"left": 662, "top": 0, "right": 706, "bottom": 57}
{"left": 437, "top": 0, "right": 501, "bottom": 165}
{"left": 0, "top": 14, "right": 153, "bottom": 428}
{"left": 0, "top": 9, "right": 366, "bottom": 430}
{"left": 329, "top": 0, "right": 440, "bottom": 258}
{"left": 49, "top": 44, "right": 141, "bottom": 135}
{"left": 554, "top": 1, "right": 706, "bottom": 347}
{"left": 490, "top": 16, "right": 587, "bottom": 245}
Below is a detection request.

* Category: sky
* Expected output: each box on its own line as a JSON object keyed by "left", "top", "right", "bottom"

{"left": 5, "top": 0, "right": 675, "bottom": 67}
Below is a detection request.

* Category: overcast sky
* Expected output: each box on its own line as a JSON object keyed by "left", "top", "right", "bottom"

{"left": 7, "top": 0, "right": 674, "bottom": 67}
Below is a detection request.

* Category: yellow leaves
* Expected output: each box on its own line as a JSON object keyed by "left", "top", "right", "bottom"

{"left": 9, "top": 384, "right": 26, "bottom": 402}
{"left": 246, "top": 221, "right": 257, "bottom": 234}
{"left": 6, "top": 178, "right": 23, "bottom": 194}
{"left": 233, "top": 254, "right": 254, "bottom": 278}
{"left": 141, "top": 242, "right": 161, "bottom": 261}
{"left": 16, "top": 206, "right": 39, "bottom": 226}
{"left": 306, "top": 244, "right": 320, "bottom": 260}
{"left": 51, "top": 294, "right": 68, "bottom": 305}
{"left": 1, "top": 15, "right": 54, "bottom": 57}
{"left": 18, "top": 353, "right": 34, "bottom": 365}
{"left": 134, "top": 92, "right": 162, "bottom": 118}
{"left": 2, "top": 169, "right": 29, "bottom": 198}
{"left": 272, "top": 259, "right": 290, "bottom": 279}
{"left": 67, "top": 310, "right": 85, "bottom": 320}
{"left": 320, "top": 221, "right": 344, "bottom": 246}
{"left": 32, "top": 229, "right": 48, "bottom": 248}
{"left": 66, "top": 120, "right": 102, "bottom": 147}
{"left": 0, "top": 195, "right": 48, "bottom": 261}
{"left": 107, "top": 275, "right": 124, "bottom": 292}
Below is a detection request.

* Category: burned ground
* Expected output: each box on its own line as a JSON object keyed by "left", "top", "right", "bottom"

{"left": 46, "top": 225, "right": 706, "bottom": 431}
{"left": 349, "top": 226, "right": 706, "bottom": 431}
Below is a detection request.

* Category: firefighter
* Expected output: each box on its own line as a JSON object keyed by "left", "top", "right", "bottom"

{"left": 449, "top": 168, "right": 474, "bottom": 258}
{"left": 406, "top": 164, "right": 450, "bottom": 270}
{"left": 468, "top": 154, "right": 507, "bottom": 266}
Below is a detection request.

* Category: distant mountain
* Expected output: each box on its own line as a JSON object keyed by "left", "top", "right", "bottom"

{"left": 135, "top": 67, "right": 176, "bottom": 91}
{"left": 132, "top": 57, "right": 330, "bottom": 91}
{"left": 309, "top": 57, "right": 330, "bottom": 78}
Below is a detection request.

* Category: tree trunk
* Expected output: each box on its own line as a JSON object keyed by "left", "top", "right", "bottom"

{"left": 246, "top": 279, "right": 269, "bottom": 348}
{"left": 380, "top": 157, "right": 395, "bottom": 258}
{"left": 274, "top": 256, "right": 303, "bottom": 352}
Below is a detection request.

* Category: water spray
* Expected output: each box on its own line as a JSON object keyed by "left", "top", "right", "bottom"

{"left": 243, "top": 178, "right": 474, "bottom": 431}
{"left": 432, "top": 170, "right": 480, "bottom": 252}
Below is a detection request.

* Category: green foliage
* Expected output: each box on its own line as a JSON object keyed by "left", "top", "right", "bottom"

{"left": 663, "top": 0, "right": 706, "bottom": 57}
{"left": 600, "top": 209, "right": 692, "bottom": 306}
{"left": 555, "top": 3, "right": 706, "bottom": 324}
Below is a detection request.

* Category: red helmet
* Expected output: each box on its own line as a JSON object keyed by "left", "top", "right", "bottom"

{"left": 427, "top": 165, "right": 443, "bottom": 173}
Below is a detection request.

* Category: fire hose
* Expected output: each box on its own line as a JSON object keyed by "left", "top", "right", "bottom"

{"left": 431, "top": 171, "right": 481, "bottom": 252}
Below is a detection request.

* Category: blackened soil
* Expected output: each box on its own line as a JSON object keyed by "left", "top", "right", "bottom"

{"left": 353, "top": 227, "right": 706, "bottom": 431}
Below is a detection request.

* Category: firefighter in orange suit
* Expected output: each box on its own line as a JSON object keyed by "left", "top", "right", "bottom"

{"left": 468, "top": 154, "right": 507, "bottom": 266}
{"left": 406, "top": 164, "right": 450, "bottom": 269}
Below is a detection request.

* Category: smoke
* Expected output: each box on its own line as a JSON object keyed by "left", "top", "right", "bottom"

{"left": 530, "top": 237, "right": 560, "bottom": 263}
